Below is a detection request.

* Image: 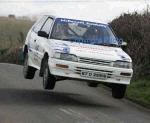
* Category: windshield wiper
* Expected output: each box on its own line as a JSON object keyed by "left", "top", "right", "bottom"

{"left": 61, "top": 38, "right": 75, "bottom": 42}
{"left": 94, "top": 43, "right": 119, "bottom": 47}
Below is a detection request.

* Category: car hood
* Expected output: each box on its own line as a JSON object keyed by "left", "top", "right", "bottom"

{"left": 50, "top": 40, "right": 132, "bottom": 62}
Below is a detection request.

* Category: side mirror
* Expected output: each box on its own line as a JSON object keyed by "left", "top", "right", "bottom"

{"left": 121, "top": 41, "right": 127, "bottom": 46}
{"left": 38, "top": 31, "right": 49, "bottom": 38}
{"left": 117, "top": 38, "right": 127, "bottom": 47}
{"left": 121, "top": 41, "right": 127, "bottom": 50}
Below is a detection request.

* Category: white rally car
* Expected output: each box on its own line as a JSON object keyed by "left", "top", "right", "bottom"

{"left": 23, "top": 15, "right": 133, "bottom": 99}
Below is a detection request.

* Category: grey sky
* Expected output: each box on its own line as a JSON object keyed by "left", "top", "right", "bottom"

{"left": 0, "top": 0, "right": 149, "bottom": 22}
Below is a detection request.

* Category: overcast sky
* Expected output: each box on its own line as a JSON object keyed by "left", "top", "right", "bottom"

{"left": 0, "top": 0, "right": 150, "bottom": 22}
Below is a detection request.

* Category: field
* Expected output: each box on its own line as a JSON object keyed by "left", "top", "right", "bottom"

{"left": 0, "top": 17, "right": 33, "bottom": 63}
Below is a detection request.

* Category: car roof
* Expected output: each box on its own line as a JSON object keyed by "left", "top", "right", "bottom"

{"left": 43, "top": 15, "right": 108, "bottom": 25}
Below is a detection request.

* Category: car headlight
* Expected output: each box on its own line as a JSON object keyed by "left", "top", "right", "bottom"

{"left": 53, "top": 52, "right": 78, "bottom": 62}
{"left": 113, "top": 61, "right": 132, "bottom": 69}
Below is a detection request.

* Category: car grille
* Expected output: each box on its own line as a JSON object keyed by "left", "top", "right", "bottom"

{"left": 78, "top": 57, "right": 112, "bottom": 66}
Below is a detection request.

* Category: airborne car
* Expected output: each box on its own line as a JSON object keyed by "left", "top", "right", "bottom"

{"left": 23, "top": 15, "right": 133, "bottom": 99}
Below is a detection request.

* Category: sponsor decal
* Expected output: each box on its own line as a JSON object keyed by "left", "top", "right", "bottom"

{"left": 53, "top": 43, "right": 70, "bottom": 54}
{"left": 69, "top": 43, "right": 114, "bottom": 51}
{"left": 57, "top": 18, "right": 107, "bottom": 28}
{"left": 70, "top": 43, "right": 114, "bottom": 55}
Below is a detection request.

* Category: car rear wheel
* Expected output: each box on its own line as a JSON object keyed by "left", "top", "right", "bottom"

{"left": 23, "top": 54, "right": 36, "bottom": 79}
{"left": 43, "top": 60, "right": 56, "bottom": 90}
{"left": 112, "top": 84, "right": 127, "bottom": 99}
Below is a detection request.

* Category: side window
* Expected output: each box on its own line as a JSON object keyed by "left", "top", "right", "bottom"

{"left": 41, "top": 18, "right": 53, "bottom": 34}
{"left": 33, "top": 17, "right": 46, "bottom": 33}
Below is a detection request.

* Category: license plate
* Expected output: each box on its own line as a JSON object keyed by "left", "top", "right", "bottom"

{"left": 80, "top": 71, "right": 107, "bottom": 79}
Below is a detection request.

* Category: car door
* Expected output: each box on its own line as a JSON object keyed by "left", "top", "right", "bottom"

{"left": 35, "top": 17, "right": 54, "bottom": 67}
{"left": 30, "top": 16, "right": 47, "bottom": 67}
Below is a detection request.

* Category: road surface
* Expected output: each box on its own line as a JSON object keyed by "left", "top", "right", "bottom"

{"left": 0, "top": 63, "right": 150, "bottom": 123}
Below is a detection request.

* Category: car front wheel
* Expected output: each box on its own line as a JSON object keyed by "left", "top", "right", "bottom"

{"left": 112, "top": 84, "right": 127, "bottom": 99}
{"left": 43, "top": 60, "right": 56, "bottom": 90}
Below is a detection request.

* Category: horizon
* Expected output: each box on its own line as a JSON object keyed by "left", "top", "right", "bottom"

{"left": 0, "top": 0, "right": 150, "bottom": 22}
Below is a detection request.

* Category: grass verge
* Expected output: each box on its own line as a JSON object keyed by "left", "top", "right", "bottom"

{"left": 126, "top": 79, "right": 150, "bottom": 108}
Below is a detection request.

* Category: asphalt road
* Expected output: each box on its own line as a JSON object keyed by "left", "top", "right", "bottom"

{"left": 0, "top": 63, "right": 150, "bottom": 123}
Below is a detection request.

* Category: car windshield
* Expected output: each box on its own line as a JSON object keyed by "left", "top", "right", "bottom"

{"left": 51, "top": 18, "right": 119, "bottom": 47}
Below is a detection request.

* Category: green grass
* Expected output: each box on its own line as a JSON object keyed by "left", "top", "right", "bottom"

{"left": 126, "top": 79, "right": 150, "bottom": 108}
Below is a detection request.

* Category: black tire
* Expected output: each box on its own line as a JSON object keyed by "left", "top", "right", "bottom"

{"left": 39, "top": 58, "right": 45, "bottom": 77}
{"left": 23, "top": 54, "right": 36, "bottom": 79}
{"left": 88, "top": 82, "right": 98, "bottom": 87}
{"left": 112, "top": 84, "right": 127, "bottom": 99}
{"left": 43, "top": 60, "right": 56, "bottom": 90}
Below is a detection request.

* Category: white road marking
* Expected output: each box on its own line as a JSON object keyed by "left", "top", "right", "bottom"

{"left": 59, "top": 108, "right": 73, "bottom": 116}
{"left": 59, "top": 108, "right": 94, "bottom": 122}
{"left": 68, "top": 108, "right": 93, "bottom": 121}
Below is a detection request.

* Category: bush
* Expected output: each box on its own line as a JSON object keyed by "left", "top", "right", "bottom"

{"left": 0, "top": 46, "right": 24, "bottom": 65}
{"left": 110, "top": 11, "right": 150, "bottom": 78}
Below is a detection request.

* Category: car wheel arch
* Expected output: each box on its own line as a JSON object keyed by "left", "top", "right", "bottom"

{"left": 39, "top": 52, "right": 49, "bottom": 77}
{"left": 23, "top": 45, "right": 28, "bottom": 58}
